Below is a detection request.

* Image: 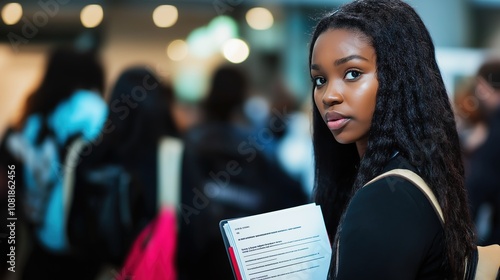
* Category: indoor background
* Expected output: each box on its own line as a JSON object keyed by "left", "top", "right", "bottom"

{"left": 1, "top": 0, "right": 500, "bottom": 279}
{"left": 0, "top": 0, "right": 500, "bottom": 137}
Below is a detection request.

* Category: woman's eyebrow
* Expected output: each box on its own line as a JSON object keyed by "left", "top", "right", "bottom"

{"left": 311, "top": 64, "right": 320, "bottom": 71}
{"left": 311, "top": 54, "right": 369, "bottom": 71}
{"left": 334, "top": 55, "right": 368, "bottom": 66}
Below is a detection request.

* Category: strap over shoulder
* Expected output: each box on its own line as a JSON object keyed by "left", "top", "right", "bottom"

{"left": 364, "top": 169, "right": 500, "bottom": 279}
{"left": 363, "top": 169, "right": 444, "bottom": 224}
{"left": 158, "top": 136, "right": 184, "bottom": 210}
{"left": 63, "top": 137, "right": 89, "bottom": 232}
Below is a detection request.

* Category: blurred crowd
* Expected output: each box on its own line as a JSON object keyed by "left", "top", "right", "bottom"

{"left": 1, "top": 41, "right": 500, "bottom": 280}
{"left": 0, "top": 43, "right": 312, "bottom": 280}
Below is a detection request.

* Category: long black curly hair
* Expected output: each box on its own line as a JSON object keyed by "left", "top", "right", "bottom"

{"left": 309, "top": 0, "right": 476, "bottom": 278}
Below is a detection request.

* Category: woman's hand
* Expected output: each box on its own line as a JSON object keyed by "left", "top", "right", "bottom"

{"left": 475, "top": 244, "right": 500, "bottom": 280}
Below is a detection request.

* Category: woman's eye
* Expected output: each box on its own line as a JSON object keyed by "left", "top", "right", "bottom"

{"left": 314, "top": 77, "right": 326, "bottom": 86}
{"left": 345, "top": 70, "right": 362, "bottom": 80}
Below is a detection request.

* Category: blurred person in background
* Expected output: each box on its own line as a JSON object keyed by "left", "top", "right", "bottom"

{"left": 454, "top": 77, "right": 488, "bottom": 167}
{"left": 1, "top": 45, "right": 108, "bottom": 280}
{"left": 177, "top": 64, "right": 308, "bottom": 280}
{"left": 68, "top": 66, "right": 180, "bottom": 276}
{"left": 244, "top": 76, "right": 315, "bottom": 198}
{"left": 466, "top": 59, "right": 500, "bottom": 246}
{"left": 268, "top": 77, "right": 315, "bottom": 198}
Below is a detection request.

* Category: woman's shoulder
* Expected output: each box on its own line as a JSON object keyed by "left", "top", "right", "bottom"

{"left": 339, "top": 168, "right": 446, "bottom": 279}
{"left": 352, "top": 173, "right": 429, "bottom": 209}
{"left": 355, "top": 155, "right": 433, "bottom": 210}
{"left": 347, "top": 169, "right": 443, "bottom": 235}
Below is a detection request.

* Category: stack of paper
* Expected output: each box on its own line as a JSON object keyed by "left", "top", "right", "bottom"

{"left": 220, "top": 203, "right": 332, "bottom": 280}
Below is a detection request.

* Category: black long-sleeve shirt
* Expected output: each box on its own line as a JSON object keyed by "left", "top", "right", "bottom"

{"left": 336, "top": 156, "right": 446, "bottom": 279}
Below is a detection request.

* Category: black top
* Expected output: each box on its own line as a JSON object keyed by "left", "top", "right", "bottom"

{"left": 336, "top": 156, "right": 446, "bottom": 279}
{"left": 176, "top": 122, "right": 309, "bottom": 280}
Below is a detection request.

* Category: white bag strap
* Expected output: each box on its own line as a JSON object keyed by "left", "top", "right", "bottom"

{"left": 63, "top": 136, "right": 184, "bottom": 220}
{"left": 364, "top": 169, "right": 444, "bottom": 224}
{"left": 157, "top": 136, "right": 184, "bottom": 210}
{"left": 62, "top": 137, "right": 88, "bottom": 227}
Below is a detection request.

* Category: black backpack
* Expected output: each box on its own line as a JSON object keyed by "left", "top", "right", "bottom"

{"left": 65, "top": 139, "right": 146, "bottom": 267}
{"left": 176, "top": 124, "right": 308, "bottom": 280}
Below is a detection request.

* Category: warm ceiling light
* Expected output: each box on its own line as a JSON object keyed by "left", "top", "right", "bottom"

{"left": 153, "top": 5, "right": 178, "bottom": 28}
{"left": 81, "top": 4, "right": 104, "bottom": 28}
{"left": 222, "top": 39, "right": 250, "bottom": 64}
{"left": 2, "top": 3, "right": 23, "bottom": 25}
{"left": 246, "top": 7, "right": 274, "bottom": 30}
{"left": 167, "top": 39, "right": 188, "bottom": 61}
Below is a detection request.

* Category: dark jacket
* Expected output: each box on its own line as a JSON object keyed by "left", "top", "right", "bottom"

{"left": 176, "top": 122, "right": 308, "bottom": 280}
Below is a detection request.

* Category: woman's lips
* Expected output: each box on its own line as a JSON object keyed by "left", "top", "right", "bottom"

{"left": 325, "top": 111, "right": 350, "bottom": 131}
{"left": 327, "top": 118, "right": 350, "bottom": 130}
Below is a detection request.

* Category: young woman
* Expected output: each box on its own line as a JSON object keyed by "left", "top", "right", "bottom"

{"left": 309, "top": 0, "right": 498, "bottom": 279}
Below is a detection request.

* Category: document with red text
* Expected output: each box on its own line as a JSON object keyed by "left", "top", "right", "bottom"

{"left": 220, "top": 203, "right": 332, "bottom": 280}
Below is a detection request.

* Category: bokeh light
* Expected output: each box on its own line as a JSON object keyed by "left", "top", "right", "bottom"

{"left": 153, "top": 5, "right": 178, "bottom": 28}
{"left": 208, "top": 16, "right": 238, "bottom": 45}
{"left": 246, "top": 7, "right": 274, "bottom": 30}
{"left": 222, "top": 39, "right": 250, "bottom": 64}
{"left": 167, "top": 39, "right": 189, "bottom": 61}
{"left": 187, "top": 16, "right": 238, "bottom": 59}
{"left": 174, "top": 66, "right": 208, "bottom": 102}
{"left": 81, "top": 4, "right": 104, "bottom": 28}
{"left": 187, "top": 27, "right": 216, "bottom": 58}
{"left": 2, "top": 3, "right": 23, "bottom": 25}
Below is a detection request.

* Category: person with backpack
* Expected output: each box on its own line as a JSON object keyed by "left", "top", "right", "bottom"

{"left": 68, "top": 66, "right": 181, "bottom": 275}
{"left": 3, "top": 45, "right": 108, "bottom": 279}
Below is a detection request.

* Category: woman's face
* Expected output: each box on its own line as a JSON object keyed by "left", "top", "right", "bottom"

{"left": 311, "top": 28, "right": 378, "bottom": 155}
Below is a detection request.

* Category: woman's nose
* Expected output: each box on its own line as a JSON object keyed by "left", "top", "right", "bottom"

{"left": 322, "top": 84, "right": 343, "bottom": 105}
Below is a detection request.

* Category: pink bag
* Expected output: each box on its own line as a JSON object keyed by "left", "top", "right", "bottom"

{"left": 118, "top": 137, "right": 183, "bottom": 280}
{"left": 117, "top": 207, "right": 177, "bottom": 280}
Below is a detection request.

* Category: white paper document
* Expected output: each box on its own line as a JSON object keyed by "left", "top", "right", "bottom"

{"left": 220, "top": 203, "right": 332, "bottom": 280}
